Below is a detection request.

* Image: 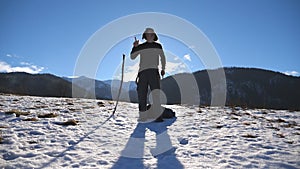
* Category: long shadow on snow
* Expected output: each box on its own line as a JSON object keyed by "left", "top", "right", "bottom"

{"left": 111, "top": 117, "right": 183, "bottom": 169}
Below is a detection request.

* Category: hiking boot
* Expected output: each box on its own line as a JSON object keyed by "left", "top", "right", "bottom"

{"left": 137, "top": 111, "right": 148, "bottom": 122}
{"left": 138, "top": 111, "right": 155, "bottom": 123}
{"left": 154, "top": 116, "right": 164, "bottom": 122}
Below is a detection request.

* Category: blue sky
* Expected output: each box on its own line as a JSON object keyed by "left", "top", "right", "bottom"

{"left": 0, "top": 0, "right": 299, "bottom": 81}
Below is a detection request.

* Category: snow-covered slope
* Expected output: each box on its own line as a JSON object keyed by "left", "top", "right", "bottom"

{"left": 0, "top": 94, "right": 299, "bottom": 168}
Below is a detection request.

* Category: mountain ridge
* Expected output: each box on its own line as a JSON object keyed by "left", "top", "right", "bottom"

{"left": 0, "top": 67, "right": 299, "bottom": 110}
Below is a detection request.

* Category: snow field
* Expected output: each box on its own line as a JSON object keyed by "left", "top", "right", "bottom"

{"left": 0, "top": 94, "right": 299, "bottom": 168}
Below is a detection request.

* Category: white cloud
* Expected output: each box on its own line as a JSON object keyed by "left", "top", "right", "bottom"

{"left": 20, "top": 62, "right": 31, "bottom": 66}
{"left": 6, "top": 53, "right": 21, "bottom": 58}
{"left": 67, "top": 76, "right": 80, "bottom": 79}
{"left": 112, "top": 61, "right": 139, "bottom": 82}
{"left": 0, "top": 61, "right": 11, "bottom": 72}
{"left": 123, "top": 62, "right": 139, "bottom": 82}
{"left": 166, "top": 61, "right": 190, "bottom": 75}
{"left": 283, "top": 70, "right": 299, "bottom": 76}
{"left": 183, "top": 54, "right": 191, "bottom": 62}
{"left": 0, "top": 61, "right": 44, "bottom": 74}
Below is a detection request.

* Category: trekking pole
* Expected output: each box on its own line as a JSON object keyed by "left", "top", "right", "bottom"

{"left": 111, "top": 54, "right": 125, "bottom": 116}
{"left": 96, "top": 54, "right": 125, "bottom": 127}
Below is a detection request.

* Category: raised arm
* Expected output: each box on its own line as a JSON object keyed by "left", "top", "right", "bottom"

{"left": 130, "top": 37, "right": 140, "bottom": 60}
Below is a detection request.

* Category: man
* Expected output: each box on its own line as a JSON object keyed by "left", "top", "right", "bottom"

{"left": 130, "top": 28, "right": 166, "bottom": 122}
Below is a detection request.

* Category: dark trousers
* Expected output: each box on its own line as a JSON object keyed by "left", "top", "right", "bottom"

{"left": 137, "top": 69, "right": 161, "bottom": 112}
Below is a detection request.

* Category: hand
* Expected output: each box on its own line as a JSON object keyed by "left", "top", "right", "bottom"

{"left": 161, "top": 70, "right": 165, "bottom": 77}
{"left": 133, "top": 37, "right": 139, "bottom": 47}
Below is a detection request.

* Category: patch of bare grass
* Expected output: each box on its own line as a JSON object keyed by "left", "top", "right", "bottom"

{"left": 0, "top": 132, "right": 2, "bottom": 144}
{"left": 241, "top": 134, "right": 258, "bottom": 138}
{"left": 97, "top": 101, "right": 106, "bottom": 107}
{"left": 0, "top": 129, "right": 5, "bottom": 144}
{"left": 23, "top": 118, "right": 39, "bottom": 121}
{"left": 5, "top": 109, "right": 30, "bottom": 117}
{"left": 54, "top": 119, "right": 78, "bottom": 126}
{"left": 38, "top": 113, "right": 58, "bottom": 118}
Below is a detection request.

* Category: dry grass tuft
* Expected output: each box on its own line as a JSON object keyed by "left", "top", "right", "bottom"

{"left": 5, "top": 109, "right": 30, "bottom": 117}
{"left": 108, "top": 101, "right": 114, "bottom": 105}
{"left": 82, "top": 106, "right": 95, "bottom": 109}
{"left": 97, "top": 101, "right": 106, "bottom": 107}
{"left": 55, "top": 119, "right": 78, "bottom": 126}
{"left": 66, "top": 100, "right": 74, "bottom": 105}
{"left": 276, "top": 133, "right": 285, "bottom": 138}
{"left": 197, "top": 106, "right": 202, "bottom": 113}
{"left": 0, "top": 130, "right": 3, "bottom": 144}
{"left": 267, "top": 118, "right": 286, "bottom": 123}
{"left": 242, "top": 121, "right": 251, "bottom": 126}
{"left": 38, "top": 113, "right": 58, "bottom": 118}
{"left": 28, "top": 140, "right": 38, "bottom": 144}
{"left": 23, "top": 118, "right": 39, "bottom": 121}
{"left": 62, "top": 119, "right": 78, "bottom": 126}
{"left": 242, "top": 134, "right": 258, "bottom": 138}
